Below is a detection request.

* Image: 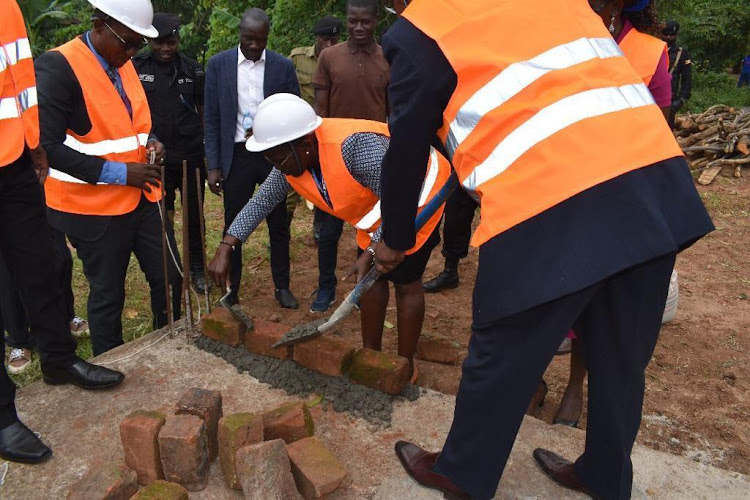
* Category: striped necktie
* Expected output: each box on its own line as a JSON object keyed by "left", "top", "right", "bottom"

{"left": 105, "top": 65, "right": 132, "bottom": 117}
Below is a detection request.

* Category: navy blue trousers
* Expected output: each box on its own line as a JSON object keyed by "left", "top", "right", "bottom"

{"left": 434, "top": 252, "right": 676, "bottom": 499}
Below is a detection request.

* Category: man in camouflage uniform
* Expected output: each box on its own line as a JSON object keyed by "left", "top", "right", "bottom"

{"left": 286, "top": 16, "right": 342, "bottom": 240}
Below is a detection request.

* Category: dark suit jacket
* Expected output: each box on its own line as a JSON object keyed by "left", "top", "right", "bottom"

{"left": 204, "top": 48, "right": 300, "bottom": 179}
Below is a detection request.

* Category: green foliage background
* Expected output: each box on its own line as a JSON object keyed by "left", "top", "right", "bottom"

{"left": 19, "top": 0, "right": 750, "bottom": 111}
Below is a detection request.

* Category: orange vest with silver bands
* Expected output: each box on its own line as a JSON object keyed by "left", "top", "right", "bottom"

{"left": 44, "top": 37, "right": 160, "bottom": 215}
{"left": 287, "top": 118, "right": 451, "bottom": 254}
{"left": 1, "top": 0, "right": 39, "bottom": 167}
{"left": 403, "top": 0, "right": 683, "bottom": 247}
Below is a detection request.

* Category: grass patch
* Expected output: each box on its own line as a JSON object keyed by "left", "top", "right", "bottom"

{"left": 6, "top": 190, "right": 313, "bottom": 388}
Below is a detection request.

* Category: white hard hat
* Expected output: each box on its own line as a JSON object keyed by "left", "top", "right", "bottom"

{"left": 89, "top": 0, "right": 159, "bottom": 38}
{"left": 246, "top": 94, "right": 323, "bottom": 152}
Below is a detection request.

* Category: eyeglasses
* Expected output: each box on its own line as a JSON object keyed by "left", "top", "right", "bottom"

{"left": 104, "top": 22, "right": 147, "bottom": 52}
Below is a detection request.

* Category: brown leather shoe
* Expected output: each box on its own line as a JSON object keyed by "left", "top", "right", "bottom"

{"left": 394, "top": 441, "right": 470, "bottom": 499}
{"left": 533, "top": 448, "right": 597, "bottom": 498}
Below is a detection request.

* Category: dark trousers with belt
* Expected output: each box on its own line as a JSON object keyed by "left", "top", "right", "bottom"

{"left": 440, "top": 187, "right": 477, "bottom": 261}
{"left": 68, "top": 197, "right": 182, "bottom": 356}
{"left": 164, "top": 156, "right": 206, "bottom": 272}
{"left": 223, "top": 144, "right": 290, "bottom": 297}
{"left": 0, "top": 153, "right": 77, "bottom": 428}
{"left": 317, "top": 209, "right": 344, "bottom": 290}
{"left": 434, "top": 252, "right": 676, "bottom": 500}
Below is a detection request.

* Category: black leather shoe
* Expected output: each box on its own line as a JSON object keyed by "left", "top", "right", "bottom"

{"left": 275, "top": 289, "right": 299, "bottom": 309}
{"left": 423, "top": 270, "right": 459, "bottom": 293}
{"left": 0, "top": 421, "right": 52, "bottom": 464}
{"left": 42, "top": 358, "right": 125, "bottom": 390}
{"left": 533, "top": 448, "right": 598, "bottom": 498}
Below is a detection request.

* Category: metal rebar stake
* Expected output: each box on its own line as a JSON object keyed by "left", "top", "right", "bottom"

{"left": 182, "top": 160, "right": 194, "bottom": 334}
{"left": 159, "top": 163, "right": 174, "bottom": 338}
{"left": 195, "top": 167, "right": 211, "bottom": 313}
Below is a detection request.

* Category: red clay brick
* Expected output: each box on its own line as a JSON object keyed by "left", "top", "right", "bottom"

{"left": 235, "top": 440, "right": 302, "bottom": 499}
{"left": 158, "top": 415, "right": 209, "bottom": 492}
{"left": 175, "top": 388, "right": 223, "bottom": 462}
{"left": 129, "top": 480, "right": 188, "bottom": 500}
{"left": 66, "top": 462, "right": 138, "bottom": 500}
{"left": 293, "top": 336, "right": 355, "bottom": 377}
{"left": 119, "top": 410, "right": 165, "bottom": 485}
{"left": 201, "top": 308, "right": 246, "bottom": 346}
{"left": 348, "top": 348, "right": 410, "bottom": 395}
{"left": 287, "top": 437, "right": 347, "bottom": 499}
{"left": 415, "top": 360, "right": 460, "bottom": 395}
{"left": 416, "top": 334, "right": 461, "bottom": 365}
{"left": 244, "top": 319, "right": 292, "bottom": 359}
{"left": 218, "top": 413, "right": 264, "bottom": 489}
{"left": 262, "top": 401, "right": 314, "bottom": 444}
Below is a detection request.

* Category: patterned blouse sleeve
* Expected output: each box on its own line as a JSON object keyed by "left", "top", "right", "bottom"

{"left": 226, "top": 168, "right": 291, "bottom": 242}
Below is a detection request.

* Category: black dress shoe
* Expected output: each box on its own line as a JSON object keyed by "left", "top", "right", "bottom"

{"left": 533, "top": 448, "right": 597, "bottom": 498}
{"left": 275, "top": 289, "right": 299, "bottom": 309}
{"left": 394, "top": 441, "right": 470, "bottom": 499}
{"left": 423, "top": 270, "right": 459, "bottom": 293}
{"left": 0, "top": 421, "right": 52, "bottom": 464}
{"left": 42, "top": 358, "right": 125, "bottom": 390}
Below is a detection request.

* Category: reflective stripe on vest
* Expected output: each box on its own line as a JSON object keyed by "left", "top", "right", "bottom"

{"left": 462, "top": 83, "right": 653, "bottom": 191}
{"left": 63, "top": 132, "right": 149, "bottom": 157}
{"left": 1, "top": 1, "right": 40, "bottom": 166}
{"left": 354, "top": 147, "right": 441, "bottom": 231}
{"left": 0, "top": 37, "right": 32, "bottom": 73}
{"left": 44, "top": 37, "right": 159, "bottom": 215}
{"left": 403, "top": 0, "right": 684, "bottom": 247}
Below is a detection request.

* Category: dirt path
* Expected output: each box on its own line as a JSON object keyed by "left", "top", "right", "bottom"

{"left": 209, "top": 175, "right": 750, "bottom": 475}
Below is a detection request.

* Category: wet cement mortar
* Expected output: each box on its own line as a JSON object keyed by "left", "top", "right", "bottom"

{"left": 195, "top": 336, "right": 420, "bottom": 427}
{"left": 275, "top": 317, "right": 327, "bottom": 346}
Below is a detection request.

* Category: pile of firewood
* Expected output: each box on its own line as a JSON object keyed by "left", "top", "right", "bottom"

{"left": 673, "top": 105, "right": 750, "bottom": 185}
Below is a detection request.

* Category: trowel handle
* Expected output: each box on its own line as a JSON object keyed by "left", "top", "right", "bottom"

{"left": 347, "top": 172, "right": 459, "bottom": 305}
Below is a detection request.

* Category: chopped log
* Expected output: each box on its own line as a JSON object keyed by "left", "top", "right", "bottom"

{"left": 697, "top": 166, "right": 722, "bottom": 185}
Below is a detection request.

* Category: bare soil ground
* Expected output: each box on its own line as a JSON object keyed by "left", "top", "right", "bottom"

{"left": 230, "top": 176, "right": 749, "bottom": 476}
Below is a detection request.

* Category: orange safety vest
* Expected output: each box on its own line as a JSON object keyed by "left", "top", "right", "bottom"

{"left": 0, "top": 0, "right": 39, "bottom": 167}
{"left": 402, "top": 0, "right": 683, "bottom": 247}
{"left": 44, "top": 37, "right": 160, "bottom": 215}
{"left": 618, "top": 27, "right": 668, "bottom": 85}
{"left": 286, "top": 118, "right": 451, "bottom": 254}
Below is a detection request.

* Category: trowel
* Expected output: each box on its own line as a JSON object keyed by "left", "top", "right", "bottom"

{"left": 273, "top": 172, "right": 458, "bottom": 348}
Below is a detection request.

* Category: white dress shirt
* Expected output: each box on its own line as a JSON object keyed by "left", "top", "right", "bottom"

{"left": 235, "top": 47, "right": 266, "bottom": 143}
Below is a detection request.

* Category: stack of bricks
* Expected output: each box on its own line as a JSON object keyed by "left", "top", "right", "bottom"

{"left": 70, "top": 387, "right": 347, "bottom": 499}
{"left": 200, "top": 307, "right": 414, "bottom": 396}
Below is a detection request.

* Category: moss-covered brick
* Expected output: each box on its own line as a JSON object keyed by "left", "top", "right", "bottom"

{"left": 218, "top": 413, "right": 264, "bottom": 489}
{"left": 262, "top": 401, "right": 314, "bottom": 444}
{"left": 200, "top": 308, "right": 246, "bottom": 347}
{"left": 348, "top": 348, "right": 410, "bottom": 395}
{"left": 129, "top": 480, "right": 188, "bottom": 500}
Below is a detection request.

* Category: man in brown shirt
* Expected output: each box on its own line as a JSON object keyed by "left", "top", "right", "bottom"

{"left": 313, "top": 0, "right": 389, "bottom": 121}
{"left": 308, "top": 0, "right": 389, "bottom": 314}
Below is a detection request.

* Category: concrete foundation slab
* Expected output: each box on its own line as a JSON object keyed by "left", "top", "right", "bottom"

{"left": 2, "top": 328, "right": 747, "bottom": 499}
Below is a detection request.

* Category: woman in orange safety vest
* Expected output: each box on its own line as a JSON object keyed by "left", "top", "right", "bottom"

{"left": 208, "top": 94, "right": 452, "bottom": 381}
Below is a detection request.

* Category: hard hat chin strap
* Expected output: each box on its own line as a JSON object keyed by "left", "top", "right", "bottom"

{"left": 287, "top": 142, "right": 305, "bottom": 177}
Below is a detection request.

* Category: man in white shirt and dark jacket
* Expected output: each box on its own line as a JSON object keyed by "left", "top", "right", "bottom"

{"left": 204, "top": 8, "right": 300, "bottom": 309}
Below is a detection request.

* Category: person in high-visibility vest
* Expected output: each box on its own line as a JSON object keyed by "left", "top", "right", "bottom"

{"left": 552, "top": 0, "right": 677, "bottom": 431}
{"left": 0, "top": 0, "right": 125, "bottom": 464}
{"left": 35, "top": 0, "right": 182, "bottom": 356}
{"left": 377, "top": 1, "right": 714, "bottom": 499}
{"left": 208, "top": 94, "right": 451, "bottom": 380}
